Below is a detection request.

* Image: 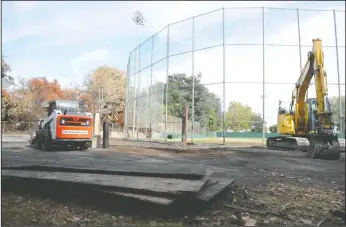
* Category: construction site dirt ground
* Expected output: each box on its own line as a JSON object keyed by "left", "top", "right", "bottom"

{"left": 1, "top": 137, "right": 345, "bottom": 226}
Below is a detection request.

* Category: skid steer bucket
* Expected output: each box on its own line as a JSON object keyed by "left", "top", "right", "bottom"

{"left": 28, "top": 130, "right": 37, "bottom": 146}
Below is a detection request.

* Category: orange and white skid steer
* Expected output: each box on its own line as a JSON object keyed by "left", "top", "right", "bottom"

{"left": 29, "top": 100, "right": 93, "bottom": 151}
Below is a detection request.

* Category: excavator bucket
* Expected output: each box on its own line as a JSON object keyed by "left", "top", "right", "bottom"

{"left": 307, "top": 134, "right": 341, "bottom": 160}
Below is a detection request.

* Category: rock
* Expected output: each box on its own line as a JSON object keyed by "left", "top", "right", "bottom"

{"left": 230, "top": 215, "right": 245, "bottom": 225}
{"left": 244, "top": 189, "right": 249, "bottom": 197}
{"left": 195, "top": 216, "right": 205, "bottom": 221}
{"left": 231, "top": 215, "right": 238, "bottom": 220}
{"left": 72, "top": 216, "right": 81, "bottom": 222}
{"left": 211, "top": 210, "right": 221, "bottom": 216}
{"left": 269, "top": 217, "right": 277, "bottom": 221}
{"left": 242, "top": 215, "right": 257, "bottom": 226}
{"left": 331, "top": 201, "right": 342, "bottom": 205}
{"left": 300, "top": 219, "right": 312, "bottom": 225}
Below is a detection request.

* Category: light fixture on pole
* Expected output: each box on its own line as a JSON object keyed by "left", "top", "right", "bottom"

{"left": 131, "top": 11, "right": 145, "bottom": 137}
{"left": 132, "top": 11, "right": 145, "bottom": 27}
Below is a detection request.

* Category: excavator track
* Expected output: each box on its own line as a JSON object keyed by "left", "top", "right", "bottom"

{"left": 266, "top": 135, "right": 341, "bottom": 160}
{"left": 266, "top": 136, "right": 310, "bottom": 152}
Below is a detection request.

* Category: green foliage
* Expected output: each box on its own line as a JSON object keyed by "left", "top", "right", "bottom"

{"left": 163, "top": 73, "right": 222, "bottom": 131}
{"left": 269, "top": 124, "right": 277, "bottom": 133}
{"left": 128, "top": 73, "right": 222, "bottom": 131}
{"left": 207, "top": 107, "right": 219, "bottom": 131}
{"left": 1, "top": 55, "right": 11, "bottom": 79}
{"left": 329, "top": 96, "right": 345, "bottom": 131}
{"left": 1, "top": 55, "right": 14, "bottom": 88}
{"left": 225, "top": 101, "right": 263, "bottom": 132}
{"left": 129, "top": 73, "right": 267, "bottom": 133}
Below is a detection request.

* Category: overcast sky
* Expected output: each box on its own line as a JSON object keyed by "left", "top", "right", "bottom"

{"left": 2, "top": 1, "right": 345, "bottom": 125}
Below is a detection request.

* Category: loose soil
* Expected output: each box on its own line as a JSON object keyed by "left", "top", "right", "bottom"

{"left": 2, "top": 139, "right": 345, "bottom": 226}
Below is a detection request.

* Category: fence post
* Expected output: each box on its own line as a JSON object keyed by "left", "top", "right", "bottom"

{"left": 103, "top": 121, "right": 109, "bottom": 149}
{"left": 333, "top": 9, "right": 343, "bottom": 133}
{"left": 222, "top": 7, "right": 226, "bottom": 145}
{"left": 145, "top": 75, "right": 149, "bottom": 140}
{"left": 297, "top": 9, "right": 303, "bottom": 74}
{"left": 165, "top": 25, "right": 170, "bottom": 142}
{"left": 124, "top": 55, "right": 130, "bottom": 139}
{"left": 182, "top": 104, "right": 188, "bottom": 150}
{"left": 262, "top": 6, "right": 266, "bottom": 146}
{"left": 149, "top": 36, "right": 154, "bottom": 141}
{"left": 191, "top": 16, "right": 195, "bottom": 143}
{"left": 153, "top": 79, "right": 157, "bottom": 137}
{"left": 132, "top": 53, "right": 137, "bottom": 138}
{"left": 136, "top": 46, "right": 142, "bottom": 139}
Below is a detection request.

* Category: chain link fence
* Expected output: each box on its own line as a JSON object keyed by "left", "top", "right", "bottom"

{"left": 124, "top": 6, "right": 346, "bottom": 145}
{"left": 1, "top": 121, "right": 37, "bottom": 135}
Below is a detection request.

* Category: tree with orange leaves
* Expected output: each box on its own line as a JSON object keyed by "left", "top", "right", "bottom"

{"left": 2, "top": 77, "right": 66, "bottom": 121}
{"left": 28, "top": 77, "right": 64, "bottom": 103}
{"left": 84, "top": 65, "right": 126, "bottom": 124}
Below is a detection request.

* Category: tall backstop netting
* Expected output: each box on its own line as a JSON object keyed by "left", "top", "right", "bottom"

{"left": 124, "top": 7, "right": 345, "bottom": 144}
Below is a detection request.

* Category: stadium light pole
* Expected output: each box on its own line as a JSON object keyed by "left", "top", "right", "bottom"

{"left": 131, "top": 11, "right": 145, "bottom": 137}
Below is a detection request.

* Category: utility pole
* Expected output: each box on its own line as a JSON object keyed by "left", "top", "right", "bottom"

{"left": 131, "top": 11, "right": 144, "bottom": 137}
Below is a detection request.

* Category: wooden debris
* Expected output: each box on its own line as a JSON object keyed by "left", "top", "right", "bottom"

{"left": 98, "top": 189, "right": 175, "bottom": 205}
{"left": 2, "top": 149, "right": 236, "bottom": 209}
{"left": 2, "top": 170, "right": 210, "bottom": 195}
{"left": 197, "top": 176, "right": 235, "bottom": 202}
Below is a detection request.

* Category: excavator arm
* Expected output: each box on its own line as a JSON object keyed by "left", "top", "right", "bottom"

{"left": 292, "top": 39, "right": 334, "bottom": 135}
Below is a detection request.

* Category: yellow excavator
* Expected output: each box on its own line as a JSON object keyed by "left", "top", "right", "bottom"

{"left": 266, "top": 39, "right": 341, "bottom": 160}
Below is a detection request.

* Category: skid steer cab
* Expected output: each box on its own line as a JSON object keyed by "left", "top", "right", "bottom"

{"left": 32, "top": 100, "right": 93, "bottom": 151}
